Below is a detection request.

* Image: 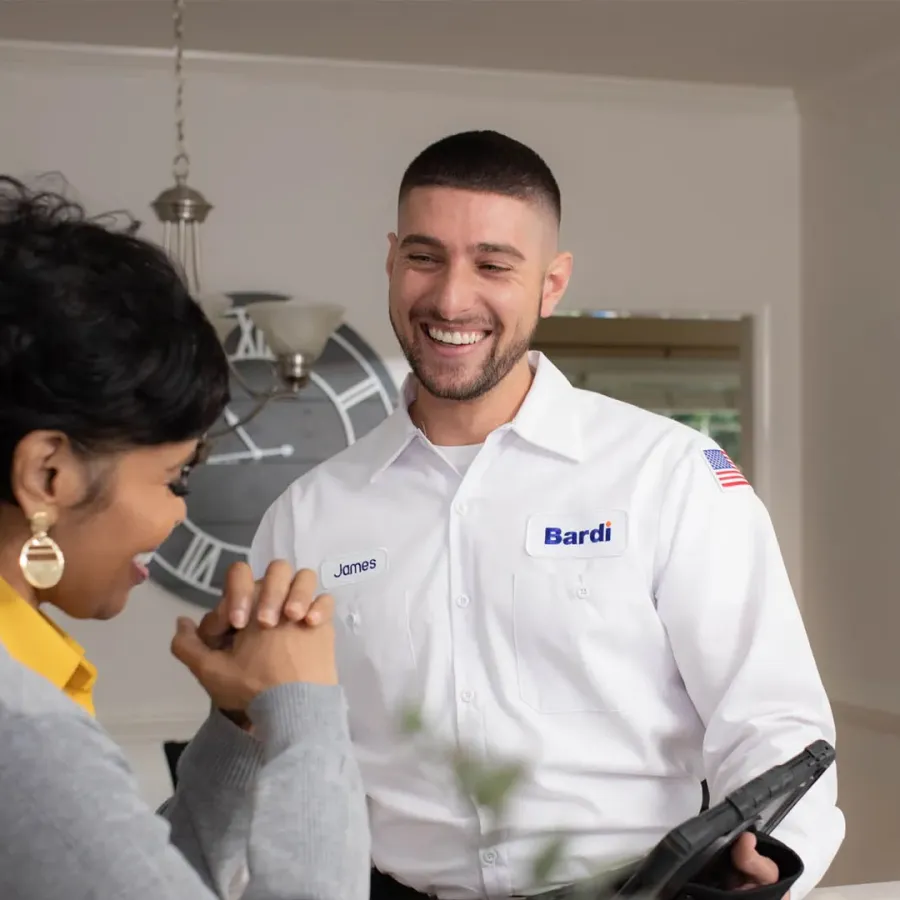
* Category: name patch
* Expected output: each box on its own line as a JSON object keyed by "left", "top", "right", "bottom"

{"left": 319, "top": 548, "right": 388, "bottom": 589}
{"left": 525, "top": 511, "right": 628, "bottom": 558}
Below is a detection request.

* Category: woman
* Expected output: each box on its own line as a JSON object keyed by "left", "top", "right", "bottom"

{"left": 0, "top": 177, "right": 370, "bottom": 900}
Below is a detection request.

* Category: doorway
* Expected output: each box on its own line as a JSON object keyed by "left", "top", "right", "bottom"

{"left": 532, "top": 312, "right": 754, "bottom": 480}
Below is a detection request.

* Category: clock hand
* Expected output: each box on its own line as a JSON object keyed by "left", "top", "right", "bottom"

{"left": 207, "top": 446, "right": 294, "bottom": 465}
{"left": 222, "top": 407, "right": 264, "bottom": 457}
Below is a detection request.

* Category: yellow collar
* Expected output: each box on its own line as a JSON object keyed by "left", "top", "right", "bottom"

{"left": 0, "top": 576, "right": 96, "bottom": 716}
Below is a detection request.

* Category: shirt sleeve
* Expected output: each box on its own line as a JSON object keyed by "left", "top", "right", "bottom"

{"left": 654, "top": 441, "right": 845, "bottom": 899}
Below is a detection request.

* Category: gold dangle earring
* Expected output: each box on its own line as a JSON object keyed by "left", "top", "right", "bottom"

{"left": 19, "top": 510, "right": 65, "bottom": 590}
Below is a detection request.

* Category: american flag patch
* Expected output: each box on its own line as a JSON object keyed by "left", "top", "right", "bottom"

{"left": 702, "top": 448, "right": 750, "bottom": 490}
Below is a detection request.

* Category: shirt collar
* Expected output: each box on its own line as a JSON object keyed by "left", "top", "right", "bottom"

{"left": 0, "top": 576, "right": 97, "bottom": 716}
{"left": 367, "top": 350, "right": 585, "bottom": 482}
{"left": 508, "top": 350, "right": 585, "bottom": 462}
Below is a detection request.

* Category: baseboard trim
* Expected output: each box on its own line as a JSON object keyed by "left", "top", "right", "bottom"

{"left": 99, "top": 713, "right": 206, "bottom": 744}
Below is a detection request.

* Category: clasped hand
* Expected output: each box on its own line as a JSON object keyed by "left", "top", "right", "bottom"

{"left": 170, "top": 560, "right": 336, "bottom": 715}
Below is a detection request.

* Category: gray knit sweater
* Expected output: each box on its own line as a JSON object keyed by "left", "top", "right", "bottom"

{"left": 0, "top": 641, "right": 370, "bottom": 900}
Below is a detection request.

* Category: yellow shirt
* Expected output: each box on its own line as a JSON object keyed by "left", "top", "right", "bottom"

{"left": 0, "top": 576, "right": 97, "bottom": 716}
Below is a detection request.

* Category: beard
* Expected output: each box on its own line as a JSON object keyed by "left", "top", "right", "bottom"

{"left": 390, "top": 302, "right": 540, "bottom": 402}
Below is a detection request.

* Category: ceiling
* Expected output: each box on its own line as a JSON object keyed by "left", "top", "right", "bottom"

{"left": 0, "top": 0, "right": 899, "bottom": 89}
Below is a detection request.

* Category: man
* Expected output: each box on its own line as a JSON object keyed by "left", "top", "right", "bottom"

{"left": 246, "top": 130, "right": 844, "bottom": 900}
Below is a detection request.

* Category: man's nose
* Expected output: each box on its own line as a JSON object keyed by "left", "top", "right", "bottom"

{"left": 433, "top": 265, "right": 476, "bottom": 320}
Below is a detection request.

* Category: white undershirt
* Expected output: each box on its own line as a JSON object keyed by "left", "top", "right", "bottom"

{"left": 433, "top": 443, "right": 483, "bottom": 477}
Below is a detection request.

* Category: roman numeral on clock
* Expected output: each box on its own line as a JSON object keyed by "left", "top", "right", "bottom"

{"left": 176, "top": 533, "right": 223, "bottom": 589}
{"left": 234, "top": 312, "right": 272, "bottom": 360}
{"left": 337, "top": 375, "right": 381, "bottom": 409}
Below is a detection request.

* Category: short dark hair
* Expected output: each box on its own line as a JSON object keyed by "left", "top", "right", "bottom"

{"left": 0, "top": 176, "right": 230, "bottom": 504}
{"left": 398, "top": 130, "right": 561, "bottom": 223}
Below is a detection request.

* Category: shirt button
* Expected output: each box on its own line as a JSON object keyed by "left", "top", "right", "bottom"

{"left": 461, "top": 690, "right": 474, "bottom": 703}
{"left": 481, "top": 849, "right": 497, "bottom": 865}
{"left": 456, "top": 595, "right": 470, "bottom": 608}
{"left": 454, "top": 501, "right": 468, "bottom": 515}
{"left": 576, "top": 586, "right": 589, "bottom": 598}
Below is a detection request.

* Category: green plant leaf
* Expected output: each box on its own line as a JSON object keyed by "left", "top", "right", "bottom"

{"left": 531, "top": 836, "right": 566, "bottom": 885}
{"left": 448, "top": 750, "right": 529, "bottom": 819}
{"left": 399, "top": 706, "right": 424, "bottom": 735}
{"left": 450, "top": 751, "right": 481, "bottom": 795}
{"left": 471, "top": 761, "right": 527, "bottom": 815}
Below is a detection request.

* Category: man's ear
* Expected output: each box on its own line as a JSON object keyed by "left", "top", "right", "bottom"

{"left": 540, "top": 251, "right": 574, "bottom": 318}
{"left": 386, "top": 233, "right": 399, "bottom": 279}
{"left": 11, "top": 431, "right": 86, "bottom": 518}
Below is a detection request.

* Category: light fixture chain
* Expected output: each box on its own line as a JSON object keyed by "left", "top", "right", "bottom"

{"left": 172, "top": 0, "right": 190, "bottom": 185}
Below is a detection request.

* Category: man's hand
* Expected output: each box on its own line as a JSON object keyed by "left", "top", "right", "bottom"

{"left": 195, "top": 561, "right": 326, "bottom": 651}
{"left": 730, "top": 832, "right": 787, "bottom": 896}
{"left": 170, "top": 561, "right": 337, "bottom": 714}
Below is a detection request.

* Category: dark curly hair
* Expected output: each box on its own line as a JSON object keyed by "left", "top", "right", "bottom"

{"left": 0, "top": 176, "right": 230, "bottom": 504}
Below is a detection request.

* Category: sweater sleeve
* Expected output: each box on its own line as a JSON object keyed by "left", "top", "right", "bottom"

{"left": 0, "top": 683, "right": 370, "bottom": 900}
{"left": 158, "top": 708, "right": 266, "bottom": 898}
{"left": 163, "top": 684, "right": 372, "bottom": 900}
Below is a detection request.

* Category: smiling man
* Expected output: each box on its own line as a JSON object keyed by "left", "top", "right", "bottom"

{"left": 248, "top": 130, "right": 843, "bottom": 900}
{"left": 385, "top": 144, "right": 570, "bottom": 440}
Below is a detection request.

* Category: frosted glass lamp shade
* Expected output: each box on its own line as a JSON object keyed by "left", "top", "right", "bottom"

{"left": 195, "top": 292, "right": 237, "bottom": 344}
{"left": 244, "top": 301, "right": 345, "bottom": 360}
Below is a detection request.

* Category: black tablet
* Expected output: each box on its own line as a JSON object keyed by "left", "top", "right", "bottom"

{"left": 608, "top": 740, "right": 835, "bottom": 900}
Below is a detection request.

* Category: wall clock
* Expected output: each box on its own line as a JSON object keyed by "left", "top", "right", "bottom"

{"left": 149, "top": 292, "right": 399, "bottom": 610}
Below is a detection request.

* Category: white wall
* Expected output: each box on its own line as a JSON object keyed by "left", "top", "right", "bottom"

{"left": 0, "top": 41, "right": 801, "bottom": 804}
{"left": 799, "top": 52, "right": 900, "bottom": 719}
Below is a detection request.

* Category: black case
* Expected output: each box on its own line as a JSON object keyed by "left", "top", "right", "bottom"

{"left": 598, "top": 740, "right": 835, "bottom": 900}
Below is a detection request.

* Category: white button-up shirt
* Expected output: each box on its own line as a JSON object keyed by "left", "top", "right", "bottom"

{"left": 250, "top": 352, "right": 843, "bottom": 900}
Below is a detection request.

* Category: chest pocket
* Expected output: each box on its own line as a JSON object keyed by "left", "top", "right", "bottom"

{"left": 512, "top": 565, "right": 630, "bottom": 715}
{"left": 321, "top": 550, "right": 418, "bottom": 730}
